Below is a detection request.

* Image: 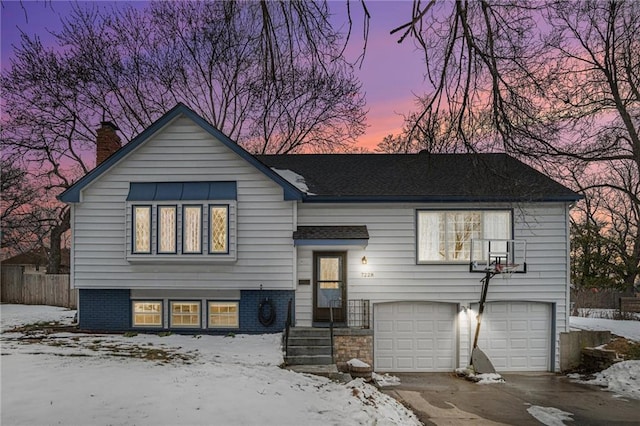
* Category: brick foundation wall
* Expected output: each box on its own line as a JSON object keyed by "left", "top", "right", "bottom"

{"left": 79, "top": 289, "right": 131, "bottom": 331}
{"left": 333, "top": 329, "right": 374, "bottom": 372}
{"left": 77, "top": 289, "right": 294, "bottom": 334}
{"left": 239, "top": 290, "right": 294, "bottom": 334}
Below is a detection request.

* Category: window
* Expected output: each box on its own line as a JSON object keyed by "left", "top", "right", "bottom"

{"left": 158, "top": 206, "right": 177, "bottom": 254}
{"left": 183, "top": 206, "right": 202, "bottom": 253}
{"left": 133, "top": 301, "right": 162, "bottom": 327}
{"left": 170, "top": 301, "right": 201, "bottom": 327}
{"left": 417, "top": 210, "right": 511, "bottom": 262}
{"left": 126, "top": 183, "right": 236, "bottom": 260}
{"left": 133, "top": 206, "right": 151, "bottom": 254}
{"left": 209, "top": 205, "right": 229, "bottom": 254}
{"left": 208, "top": 302, "right": 239, "bottom": 328}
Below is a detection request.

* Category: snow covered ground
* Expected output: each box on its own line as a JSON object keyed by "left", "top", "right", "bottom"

{"left": 570, "top": 315, "right": 640, "bottom": 341}
{"left": 1, "top": 305, "right": 419, "bottom": 426}
{"left": 569, "top": 313, "right": 640, "bottom": 401}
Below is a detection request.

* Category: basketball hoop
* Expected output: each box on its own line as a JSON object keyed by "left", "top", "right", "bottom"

{"left": 494, "top": 263, "right": 519, "bottom": 278}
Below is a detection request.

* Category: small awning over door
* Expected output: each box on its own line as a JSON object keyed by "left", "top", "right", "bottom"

{"left": 293, "top": 226, "right": 369, "bottom": 247}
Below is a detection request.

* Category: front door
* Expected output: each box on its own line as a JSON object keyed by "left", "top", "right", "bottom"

{"left": 313, "top": 252, "right": 347, "bottom": 323}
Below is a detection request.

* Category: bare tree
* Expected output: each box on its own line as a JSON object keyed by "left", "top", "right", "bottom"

{"left": 383, "top": 0, "right": 639, "bottom": 287}
{"left": 0, "top": 158, "right": 52, "bottom": 258}
{"left": 1, "top": 1, "right": 366, "bottom": 270}
{"left": 51, "top": 1, "right": 365, "bottom": 152}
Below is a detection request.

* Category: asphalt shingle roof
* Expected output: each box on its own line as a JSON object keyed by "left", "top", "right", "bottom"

{"left": 293, "top": 226, "right": 370, "bottom": 240}
{"left": 257, "top": 153, "right": 582, "bottom": 202}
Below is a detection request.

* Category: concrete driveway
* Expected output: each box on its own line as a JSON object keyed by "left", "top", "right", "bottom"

{"left": 381, "top": 373, "right": 639, "bottom": 425}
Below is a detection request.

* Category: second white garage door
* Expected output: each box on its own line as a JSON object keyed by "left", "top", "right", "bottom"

{"left": 374, "top": 302, "right": 457, "bottom": 372}
{"left": 474, "top": 301, "right": 551, "bottom": 371}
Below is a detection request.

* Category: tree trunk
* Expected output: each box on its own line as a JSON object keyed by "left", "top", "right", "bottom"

{"left": 48, "top": 208, "right": 70, "bottom": 274}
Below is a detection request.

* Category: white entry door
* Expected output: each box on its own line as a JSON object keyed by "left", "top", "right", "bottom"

{"left": 374, "top": 302, "right": 457, "bottom": 372}
{"left": 474, "top": 301, "right": 551, "bottom": 371}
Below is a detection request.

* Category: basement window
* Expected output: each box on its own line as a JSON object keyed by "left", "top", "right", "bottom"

{"left": 132, "top": 301, "right": 162, "bottom": 327}
{"left": 208, "top": 302, "right": 239, "bottom": 328}
{"left": 170, "top": 301, "right": 201, "bottom": 328}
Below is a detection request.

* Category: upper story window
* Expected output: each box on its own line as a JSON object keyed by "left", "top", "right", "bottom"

{"left": 417, "top": 210, "right": 511, "bottom": 262}
{"left": 210, "top": 205, "right": 229, "bottom": 254}
{"left": 133, "top": 206, "right": 152, "bottom": 254}
{"left": 158, "top": 206, "right": 177, "bottom": 254}
{"left": 183, "top": 205, "right": 203, "bottom": 254}
{"left": 126, "top": 182, "right": 237, "bottom": 262}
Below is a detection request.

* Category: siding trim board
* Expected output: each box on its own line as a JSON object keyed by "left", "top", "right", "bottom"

{"left": 127, "top": 181, "right": 238, "bottom": 201}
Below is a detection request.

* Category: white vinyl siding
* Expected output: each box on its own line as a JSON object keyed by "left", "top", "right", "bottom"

{"left": 71, "top": 116, "right": 295, "bottom": 290}
{"left": 295, "top": 202, "right": 571, "bottom": 371}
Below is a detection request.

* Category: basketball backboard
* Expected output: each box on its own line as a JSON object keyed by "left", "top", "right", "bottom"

{"left": 469, "top": 239, "right": 527, "bottom": 274}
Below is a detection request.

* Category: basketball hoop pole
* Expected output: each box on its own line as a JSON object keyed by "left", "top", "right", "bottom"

{"left": 472, "top": 269, "right": 492, "bottom": 350}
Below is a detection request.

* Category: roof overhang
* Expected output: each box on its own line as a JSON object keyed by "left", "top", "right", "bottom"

{"left": 293, "top": 226, "right": 369, "bottom": 247}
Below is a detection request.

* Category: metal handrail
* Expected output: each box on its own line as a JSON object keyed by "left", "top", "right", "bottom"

{"left": 284, "top": 298, "right": 292, "bottom": 360}
{"left": 328, "top": 298, "right": 341, "bottom": 363}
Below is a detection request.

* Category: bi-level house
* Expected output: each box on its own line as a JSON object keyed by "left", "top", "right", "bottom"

{"left": 59, "top": 104, "right": 581, "bottom": 373}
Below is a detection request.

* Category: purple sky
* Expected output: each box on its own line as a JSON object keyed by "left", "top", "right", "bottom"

{"left": 1, "top": 1, "right": 426, "bottom": 150}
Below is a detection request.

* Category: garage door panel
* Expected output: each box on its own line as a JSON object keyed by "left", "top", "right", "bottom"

{"left": 397, "top": 304, "right": 415, "bottom": 315}
{"left": 375, "top": 302, "right": 456, "bottom": 372}
{"left": 417, "top": 358, "right": 433, "bottom": 369}
{"left": 490, "top": 339, "right": 507, "bottom": 350}
{"left": 417, "top": 320, "right": 434, "bottom": 332}
{"left": 488, "top": 320, "right": 508, "bottom": 332}
{"left": 396, "top": 339, "right": 414, "bottom": 351}
{"left": 474, "top": 302, "right": 551, "bottom": 372}
{"left": 490, "top": 304, "right": 509, "bottom": 314}
{"left": 376, "top": 320, "right": 393, "bottom": 332}
{"left": 509, "top": 339, "right": 527, "bottom": 349}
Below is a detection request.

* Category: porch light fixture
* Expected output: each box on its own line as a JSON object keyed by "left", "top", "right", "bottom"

{"left": 361, "top": 256, "right": 367, "bottom": 265}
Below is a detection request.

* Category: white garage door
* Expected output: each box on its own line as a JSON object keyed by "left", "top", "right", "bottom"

{"left": 374, "top": 302, "right": 456, "bottom": 372}
{"left": 474, "top": 302, "right": 551, "bottom": 372}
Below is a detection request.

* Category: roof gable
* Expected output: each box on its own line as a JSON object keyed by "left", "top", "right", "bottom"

{"left": 58, "top": 103, "right": 303, "bottom": 203}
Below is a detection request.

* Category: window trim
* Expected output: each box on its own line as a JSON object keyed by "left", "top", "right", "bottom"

{"left": 182, "top": 205, "right": 203, "bottom": 254}
{"left": 157, "top": 205, "right": 178, "bottom": 254}
{"left": 208, "top": 204, "right": 230, "bottom": 255}
{"left": 416, "top": 208, "right": 514, "bottom": 264}
{"left": 169, "top": 300, "right": 202, "bottom": 328}
{"left": 132, "top": 300, "right": 163, "bottom": 328}
{"left": 132, "top": 205, "right": 152, "bottom": 254}
{"left": 207, "top": 301, "right": 239, "bottom": 329}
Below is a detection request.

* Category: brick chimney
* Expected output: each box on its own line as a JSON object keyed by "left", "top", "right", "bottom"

{"left": 96, "top": 121, "right": 122, "bottom": 166}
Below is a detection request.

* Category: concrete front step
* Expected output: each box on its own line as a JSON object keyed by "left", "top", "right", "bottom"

{"left": 287, "top": 337, "right": 332, "bottom": 346}
{"left": 285, "top": 354, "right": 333, "bottom": 365}
{"left": 285, "top": 327, "right": 334, "bottom": 366}
{"left": 286, "top": 364, "right": 352, "bottom": 382}
{"left": 287, "top": 327, "right": 332, "bottom": 337}
{"left": 287, "top": 345, "right": 332, "bottom": 356}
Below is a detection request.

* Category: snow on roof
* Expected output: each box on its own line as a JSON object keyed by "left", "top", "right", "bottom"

{"left": 271, "top": 168, "right": 314, "bottom": 194}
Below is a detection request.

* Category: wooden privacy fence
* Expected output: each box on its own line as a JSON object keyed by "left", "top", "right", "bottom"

{"left": 1, "top": 265, "right": 76, "bottom": 309}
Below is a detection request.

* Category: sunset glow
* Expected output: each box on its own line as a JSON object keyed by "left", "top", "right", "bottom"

{"left": 0, "top": 1, "right": 427, "bottom": 152}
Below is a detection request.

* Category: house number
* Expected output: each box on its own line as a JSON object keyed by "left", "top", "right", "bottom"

{"left": 361, "top": 272, "right": 374, "bottom": 278}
